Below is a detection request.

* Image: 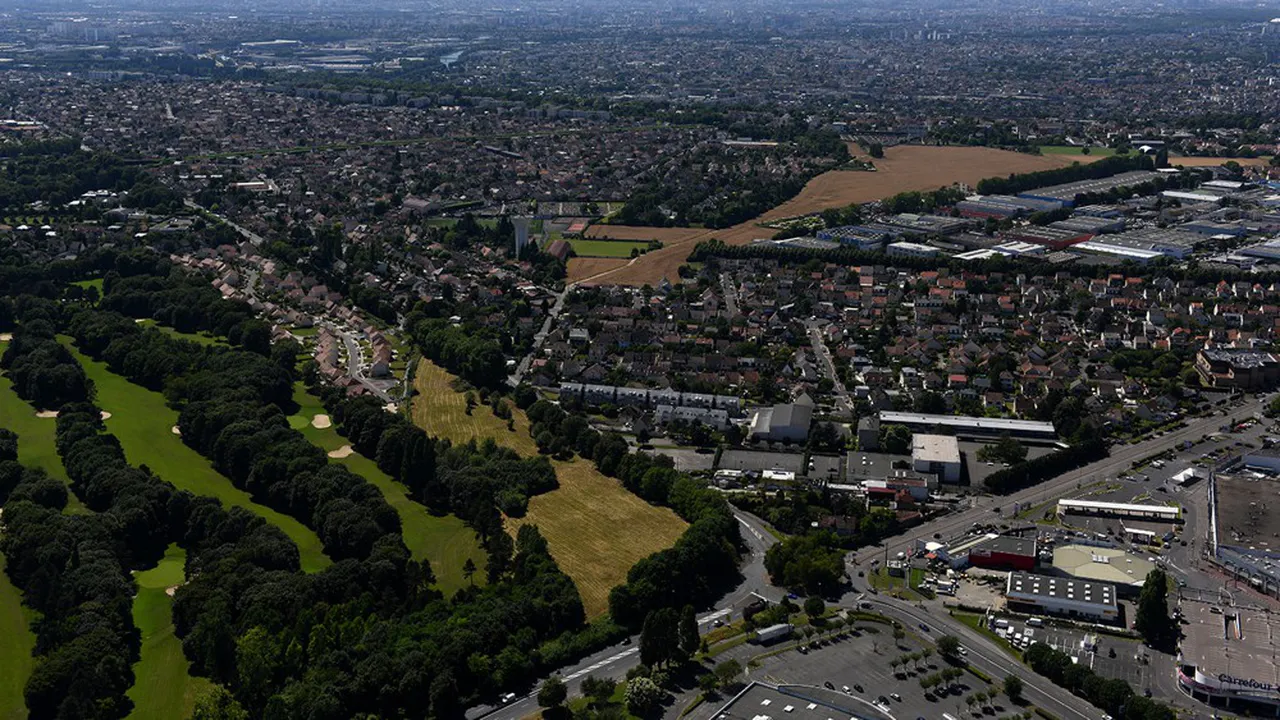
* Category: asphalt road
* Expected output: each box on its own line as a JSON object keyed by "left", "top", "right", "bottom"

{"left": 850, "top": 395, "right": 1268, "bottom": 569}
{"left": 509, "top": 285, "right": 570, "bottom": 387}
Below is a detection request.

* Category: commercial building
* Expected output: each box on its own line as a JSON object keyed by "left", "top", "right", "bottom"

{"left": 1178, "top": 599, "right": 1280, "bottom": 715}
{"left": 1049, "top": 215, "right": 1126, "bottom": 235}
{"left": 1236, "top": 240, "right": 1280, "bottom": 264}
{"left": 817, "top": 225, "right": 892, "bottom": 250}
{"left": 1195, "top": 349, "right": 1280, "bottom": 390}
{"left": 1002, "top": 225, "right": 1094, "bottom": 250}
{"left": 969, "top": 535, "right": 1037, "bottom": 571}
{"left": 877, "top": 411, "right": 1057, "bottom": 439}
{"left": 886, "top": 241, "right": 940, "bottom": 259}
{"left": 912, "top": 433, "right": 962, "bottom": 483}
{"left": 1243, "top": 449, "right": 1280, "bottom": 474}
{"left": 992, "top": 241, "right": 1047, "bottom": 257}
{"left": 750, "top": 397, "right": 814, "bottom": 443}
{"left": 1048, "top": 544, "right": 1152, "bottom": 594}
{"left": 1004, "top": 571, "right": 1119, "bottom": 622}
{"left": 1056, "top": 498, "right": 1181, "bottom": 522}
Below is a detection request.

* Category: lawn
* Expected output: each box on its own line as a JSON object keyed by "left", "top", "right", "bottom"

{"left": 70, "top": 278, "right": 104, "bottom": 293}
{"left": 568, "top": 239, "right": 651, "bottom": 258}
{"left": 1038, "top": 145, "right": 1117, "bottom": 158}
{"left": 287, "top": 383, "right": 487, "bottom": 595}
{"left": 0, "top": 553, "right": 35, "bottom": 720}
{"left": 411, "top": 360, "right": 687, "bottom": 617}
{"left": 0, "top": 342, "right": 88, "bottom": 515}
{"left": 126, "top": 544, "right": 213, "bottom": 720}
{"left": 59, "top": 338, "right": 332, "bottom": 573}
{"left": 136, "top": 319, "right": 228, "bottom": 348}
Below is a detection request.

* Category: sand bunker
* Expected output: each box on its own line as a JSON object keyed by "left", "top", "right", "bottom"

{"left": 328, "top": 444, "right": 354, "bottom": 459}
{"left": 35, "top": 410, "right": 58, "bottom": 418}
{"left": 100, "top": 411, "right": 112, "bottom": 420}
{"left": 171, "top": 425, "right": 182, "bottom": 436}
{"left": 165, "top": 586, "right": 178, "bottom": 597}
{"left": 311, "top": 414, "right": 332, "bottom": 429}
{"left": 0, "top": 333, "right": 12, "bottom": 342}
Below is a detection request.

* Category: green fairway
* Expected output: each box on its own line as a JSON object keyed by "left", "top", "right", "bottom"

{"left": 70, "top": 278, "right": 104, "bottom": 293}
{"left": 136, "top": 320, "right": 228, "bottom": 348}
{"left": 1038, "top": 145, "right": 1116, "bottom": 158}
{"left": 567, "top": 239, "right": 651, "bottom": 258}
{"left": 0, "top": 342, "right": 88, "bottom": 515}
{"left": 287, "top": 384, "right": 486, "bottom": 594}
{"left": 59, "top": 338, "right": 332, "bottom": 573}
{"left": 126, "top": 544, "right": 213, "bottom": 720}
{"left": 0, "top": 553, "right": 36, "bottom": 720}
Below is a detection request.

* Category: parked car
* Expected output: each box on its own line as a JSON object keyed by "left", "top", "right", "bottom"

{"left": 890, "top": 693, "right": 902, "bottom": 702}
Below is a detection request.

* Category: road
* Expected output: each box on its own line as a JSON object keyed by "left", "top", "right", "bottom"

{"left": 720, "top": 273, "right": 740, "bottom": 317}
{"left": 183, "top": 199, "right": 265, "bottom": 246}
{"left": 468, "top": 511, "right": 781, "bottom": 720}
{"left": 806, "top": 323, "right": 853, "bottom": 416}
{"left": 332, "top": 324, "right": 396, "bottom": 403}
{"left": 508, "top": 285, "right": 570, "bottom": 387}
{"left": 850, "top": 395, "right": 1268, "bottom": 568}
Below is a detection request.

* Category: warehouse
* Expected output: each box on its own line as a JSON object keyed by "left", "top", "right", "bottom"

{"left": 1072, "top": 241, "right": 1164, "bottom": 264}
{"left": 912, "top": 433, "right": 962, "bottom": 483}
{"left": 1049, "top": 215, "right": 1126, "bottom": 235}
{"left": 1002, "top": 225, "right": 1094, "bottom": 250}
{"left": 1049, "top": 544, "right": 1152, "bottom": 594}
{"left": 1016, "top": 171, "right": 1163, "bottom": 207}
{"left": 877, "top": 411, "right": 1057, "bottom": 439}
{"left": 1005, "top": 571, "right": 1119, "bottom": 622}
{"left": 887, "top": 241, "right": 940, "bottom": 259}
{"left": 969, "top": 535, "right": 1037, "bottom": 571}
{"left": 1243, "top": 448, "right": 1280, "bottom": 474}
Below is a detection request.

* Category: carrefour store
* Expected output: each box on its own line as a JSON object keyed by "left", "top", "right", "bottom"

{"left": 1177, "top": 667, "right": 1280, "bottom": 715}
{"left": 1178, "top": 600, "right": 1280, "bottom": 716}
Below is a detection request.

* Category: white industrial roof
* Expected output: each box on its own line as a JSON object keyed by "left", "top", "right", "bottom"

{"left": 1057, "top": 498, "right": 1179, "bottom": 518}
{"left": 879, "top": 411, "right": 1056, "bottom": 435}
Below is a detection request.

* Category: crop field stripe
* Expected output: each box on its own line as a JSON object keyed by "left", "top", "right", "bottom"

{"left": 59, "top": 338, "right": 332, "bottom": 573}
{"left": 287, "top": 384, "right": 487, "bottom": 595}
{"left": 410, "top": 360, "right": 686, "bottom": 617}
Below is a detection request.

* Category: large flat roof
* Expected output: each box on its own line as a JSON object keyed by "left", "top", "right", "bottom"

{"left": 1051, "top": 544, "right": 1153, "bottom": 586}
{"left": 1181, "top": 598, "right": 1280, "bottom": 698}
{"left": 1057, "top": 498, "right": 1181, "bottom": 518}
{"left": 913, "top": 434, "right": 961, "bottom": 464}
{"left": 879, "top": 411, "right": 1056, "bottom": 436}
{"left": 1216, "top": 474, "right": 1280, "bottom": 551}
{"left": 1006, "top": 571, "right": 1117, "bottom": 608}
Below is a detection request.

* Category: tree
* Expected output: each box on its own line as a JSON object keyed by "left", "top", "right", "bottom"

{"left": 922, "top": 647, "right": 933, "bottom": 666}
{"left": 880, "top": 424, "right": 912, "bottom": 454}
{"left": 1004, "top": 675, "right": 1024, "bottom": 704}
{"left": 936, "top": 634, "right": 961, "bottom": 660}
{"left": 192, "top": 686, "right": 249, "bottom": 720}
{"left": 463, "top": 558, "right": 477, "bottom": 585}
{"left": 678, "top": 605, "right": 700, "bottom": 659}
{"left": 892, "top": 626, "right": 906, "bottom": 645}
{"left": 804, "top": 596, "right": 825, "bottom": 618}
{"left": 867, "top": 143, "right": 885, "bottom": 159}
{"left": 624, "top": 676, "right": 664, "bottom": 715}
{"left": 714, "top": 659, "right": 743, "bottom": 689}
{"left": 1134, "top": 567, "right": 1174, "bottom": 649}
{"left": 538, "top": 676, "right": 568, "bottom": 709}
{"left": 641, "top": 608, "right": 682, "bottom": 667}
{"left": 581, "top": 676, "right": 617, "bottom": 706}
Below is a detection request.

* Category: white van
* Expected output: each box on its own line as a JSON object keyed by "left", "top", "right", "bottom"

{"left": 1027, "top": 617, "right": 1044, "bottom": 628}
{"left": 995, "top": 619, "right": 1010, "bottom": 628}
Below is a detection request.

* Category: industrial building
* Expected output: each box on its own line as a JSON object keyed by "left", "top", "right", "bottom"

{"left": 969, "top": 535, "right": 1037, "bottom": 571}
{"left": 1195, "top": 348, "right": 1280, "bottom": 390}
{"left": 816, "top": 225, "right": 891, "bottom": 250}
{"left": 956, "top": 195, "right": 1063, "bottom": 218}
{"left": 750, "top": 397, "right": 814, "bottom": 443}
{"left": 911, "top": 433, "right": 962, "bottom": 483}
{"left": 1015, "top": 171, "right": 1164, "bottom": 207}
{"left": 1002, "top": 225, "right": 1094, "bottom": 250}
{"left": 1056, "top": 498, "right": 1181, "bottom": 522}
{"left": 1243, "top": 449, "right": 1280, "bottom": 473}
{"left": 886, "top": 241, "right": 940, "bottom": 259}
{"left": 1048, "top": 544, "right": 1152, "bottom": 594}
{"left": 1004, "top": 571, "right": 1119, "bottom": 622}
{"left": 1236, "top": 239, "right": 1280, "bottom": 264}
{"left": 1049, "top": 215, "right": 1126, "bottom": 235}
{"left": 877, "top": 411, "right": 1057, "bottom": 439}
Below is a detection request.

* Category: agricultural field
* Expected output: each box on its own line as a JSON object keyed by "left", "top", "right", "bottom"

{"left": 582, "top": 144, "right": 1093, "bottom": 287}
{"left": 0, "top": 341, "right": 87, "bottom": 514}
{"left": 59, "top": 339, "right": 332, "bottom": 573}
{"left": 126, "top": 544, "right": 212, "bottom": 720}
{"left": 566, "top": 257, "right": 630, "bottom": 284}
{"left": 286, "top": 383, "right": 487, "bottom": 595}
{"left": 0, "top": 553, "right": 35, "bottom": 720}
{"left": 411, "top": 361, "right": 686, "bottom": 617}
{"left": 567, "top": 239, "right": 652, "bottom": 258}
{"left": 1168, "top": 155, "right": 1273, "bottom": 167}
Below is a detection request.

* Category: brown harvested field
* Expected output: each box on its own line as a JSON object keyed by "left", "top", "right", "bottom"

{"left": 567, "top": 257, "right": 630, "bottom": 284}
{"left": 410, "top": 360, "right": 686, "bottom": 617}
{"left": 1167, "top": 155, "right": 1272, "bottom": 167}
{"left": 578, "top": 145, "right": 1089, "bottom": 287}
{"left": 584, "top": 225, "right": 706, "bottom": 243}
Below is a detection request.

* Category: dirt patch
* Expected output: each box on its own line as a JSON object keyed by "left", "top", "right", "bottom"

{"left": 311, "top": 414, "right": 332, "bottom": 429}
{"left": 0, "top": 333, "right": 11, "bottom": 342}
{"left": 568, "top": 257, "right": 631, "bottom": 284}
{"left": 35, "top": 410, "right": 58, "bottom": 419}
{"left": 100, "top": 411, "right": 112, "bottom": 420}
{"left": 327, "top": 444, "right": 354, "bottom": 459}
{"left": 1168, "top": 155, "right": 1272, "bottom": 167}
{"left": 171, "top": 425, "right": 182, "bottom": 436}
{"left": 585, "top": 145, "right": 1089, "bottom": 287}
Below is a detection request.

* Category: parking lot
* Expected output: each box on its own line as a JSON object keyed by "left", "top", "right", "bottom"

{"left": 989, "top": 616, "right": 1151, "bottom": 689}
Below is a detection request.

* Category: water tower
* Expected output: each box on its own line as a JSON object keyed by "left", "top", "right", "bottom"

{"left": 513, "top": 217, "right": 530, "bottom": 255}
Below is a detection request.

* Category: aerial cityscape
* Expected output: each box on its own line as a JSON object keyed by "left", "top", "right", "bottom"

{"left": 1, "top": 1, "right": 1280, "bottom": 719}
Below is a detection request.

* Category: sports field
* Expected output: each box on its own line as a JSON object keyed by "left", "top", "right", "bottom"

{"left": 576, "top": 144, "right": 1092, "bottom": 287}
{"left": 0, "top": 553, "right": 35, "bottom": 720}
{"left": 287, "top": 384, "right": 486, "bottom": 594}
{"left": 567, "top": 239, "right": 652, "bottom": 258}
{"left": 410, "top": 360, "right": 686, "bottom": 617}
{"left": 59, "top": 338, "right": 332, "bottom": 573}
{"left": 0, "top": 341, "right": 88, "bottom": 514}
{"left": 126, "top": 544, "right": 212, "bottom": 720}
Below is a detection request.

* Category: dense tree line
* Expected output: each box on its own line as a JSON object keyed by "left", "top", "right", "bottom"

{"left": 975, "top": 154, "right": 1157, "bottom": 196}
{"left": 406, "top": 314, "right": 508, "bottom": 389}
{"left": 983, "top": 438, "right": 1108, "bottom": 494}
{"left": 0, "top": 140, "right": 179, "bottom": 212}
{"left": 762, "top": 531, "right": 847, "bottom": 596}
{"left": 1024, "top": 643, "right": 1175, "bottom": 720}
{"left": 0, "top": 304, "right": 92, "bottom": 410}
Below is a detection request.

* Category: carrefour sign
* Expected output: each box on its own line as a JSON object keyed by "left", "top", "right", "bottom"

{"left": 1217, "top": 674, "right": 1278, "bottom": 694}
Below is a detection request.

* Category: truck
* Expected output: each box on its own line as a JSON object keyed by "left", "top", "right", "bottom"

{"left": 755, "top": 623, "right": 794, "bottom": 645}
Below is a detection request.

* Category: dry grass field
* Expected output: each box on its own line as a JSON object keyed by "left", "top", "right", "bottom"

{"left": 411, "top": 361, "right": 686, "bottom": 617}
{"left": 566, "top": 257, "right": 630, "bottom": 284}
{"left": 578, "top": 145, "right": 1091, "bottom": 287}
{"left": 1167, "top": 155, "right": 1272, "bottom": 167}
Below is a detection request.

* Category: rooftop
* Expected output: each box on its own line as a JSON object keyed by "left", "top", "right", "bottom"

{"left": 1006, "top": 570, "right": 1117, "bottom": 608}
{"left": 879, "top": 411, "right": 1057, "bottom": 436}
{"left": 1051, "top": 544, "right": 1153, "bottom": 586}
{"left": 713, "top": 682, "right": 889, "bottom": 720}
{"left": 912, "top": 433, "right": 962, "bottom": 465}
{"left": 1180, "top": 598, "right": 1280, "bottom": 696}
{"left": 1215, "top": 474, "right": 1280, "bottom": 552}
